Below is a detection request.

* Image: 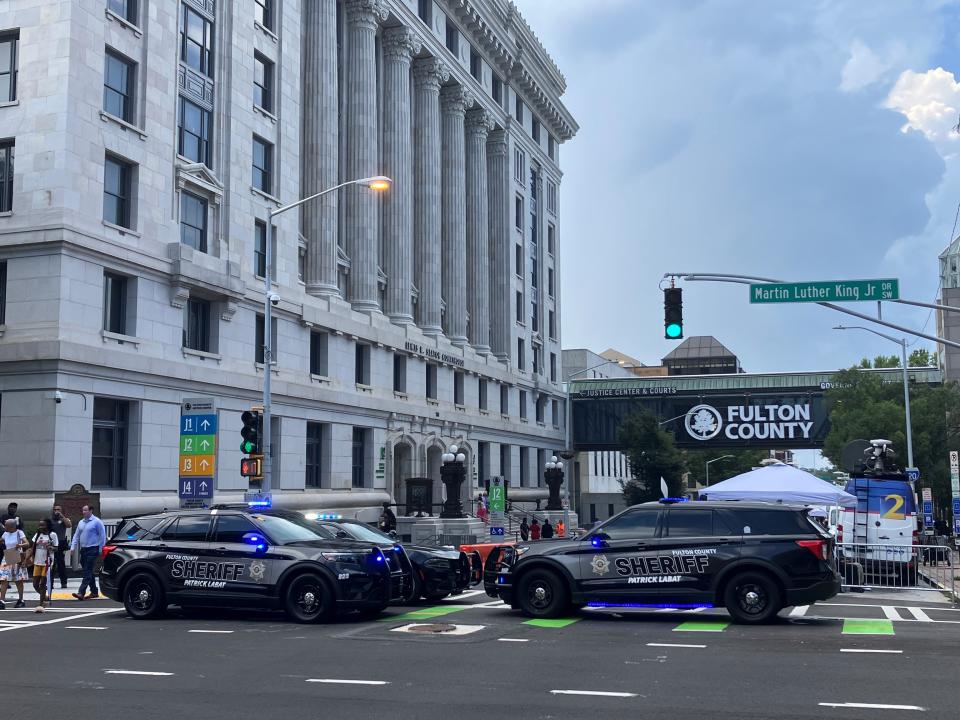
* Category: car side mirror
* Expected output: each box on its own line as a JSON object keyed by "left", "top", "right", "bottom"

{"left": 388, "top": 530, "right": 399, "bottom": 541}
{"left": 241, "top": 533, "right": 268, "bottom": 552}
{"left": 587, "top": 531, "right": 610, "bottom": 548}
{"left": 335, "top": 530, "right": 350, "bottom": 540}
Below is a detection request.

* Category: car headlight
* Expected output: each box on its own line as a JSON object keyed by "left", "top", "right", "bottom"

{"left": 424, "top": 557, "right": 452, "bottom": 570}
{"left": 514, "top": 546, "right": 531, "bottom": 558}
{"left": 321, "top": 551, "right": 365, "bottom": 564}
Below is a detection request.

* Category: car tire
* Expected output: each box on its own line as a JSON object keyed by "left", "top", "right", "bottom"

{"left": 123, "top": 573, "right": 166, "bottom": 620}
{"left": 723, "top": 571, "right": 782, "bottom": 625}
{"left": 517, "top": 569, "right": 570, "bottom": 619}
{"left": 284, "top": 573, "right": 334, "bottom": 624}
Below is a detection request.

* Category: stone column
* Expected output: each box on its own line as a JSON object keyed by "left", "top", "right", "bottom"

{"left": 465, "top": 109, "right": 493, "bottom": 355}
{"left": 440, "top": 85, "right": 473, "bottom": 346}
{"left": 344, "top": 0, "right": 387, "bottom": 313}
{"left": 412, "top": 58, "right": 449, "bottom": 336}
{"left": 302, "top": 0, "right": 339, "bottom": 297}
{"left": 486, "top": 129, "right": 511, "bottom": 362}
{"left": 381, "top": 28, "right": 421, "bottom": 325}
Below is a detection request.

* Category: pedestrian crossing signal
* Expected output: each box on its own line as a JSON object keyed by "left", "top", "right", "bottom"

{"left": 664, "top": 288, "right": 683, "bottom": 340}
{"left": 241, "top": 456, "right": 263, "bottom": 483}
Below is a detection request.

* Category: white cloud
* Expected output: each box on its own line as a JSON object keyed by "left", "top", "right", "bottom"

{"left": 886, "top": 67, "right": 960, "bottom": 155}
{"left": 840, "top": 39, "right": 890, "bottom": 92}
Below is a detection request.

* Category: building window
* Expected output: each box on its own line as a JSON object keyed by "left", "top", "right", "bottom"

{"left": 254, "top": 220, "right": 276, "bottom": 278}
{"left": 548, "top": 134, "right": 556, "bottom": 161}
{"left": 445, "top": 17, "right": 459, "bottom": 54}
{"left": 514, "top": 148, "right": 525, "bottom": 183}
{"left": 183, "top": 297, "right": 210, "bottom": 352}
{"left": 536, "top": 395, "right": 545, "bottom": 423}
{"left": 532, "top": 118, "right": 541, "bottom": 143}
{"left": 0, "top": 261, "right": 6, "bottom": 325}
{"left": 519, "top": 447, "right": 529, "bottom": 485}
{"left": 0, "top": 140, "right": 12, "bottom": 213}
{"left": 548, "top": 268, "right": 555, "bottom": 297}
{"left": 454, "top": 371, "right": 464, "bottom": 406}
{"left": 519, "top": 389, "right": 527, "bottom": 420}
{"left": 252, "top": 135, "right": 273, "bottom": 194}
{"left": 355, "top": 343, "right": 370, "bottom": 385}
{"left": 515, "top": 196, "right": 523, "bottom": 231}
{"left": 305, "top": 422, "right": 324, "bottom": 489}
{"left": 550, "top": 352, "right": 557, "bottom": 382}
{"left": 515, "top": 243, "right": 523, "bottom": 276}
{"left": 417, "top": 0, "right": 432, "bottom": 24}
{"left": 108, "top": 0, "right": 137, "bottom": 24}
{"left": 500, "top": 384, "right": 509, "bottom": 415}
{"left": 517, "top": 339, "right": 525, "bottom": 371}
{"left": 255, "top": 313, "right": 278, "bottom": 364}
{"left": 470, "top": 49, "right": 481, "bottom": 81}
{"left": 548, "top": 310, "right": 556, "bottom": 340}
{"left": 492, "top": 74, "right": 503, "bottom": 106}
{"left": 531, "top": 301, "right": 539, "bottom": 333}
{"left": 515, "top": 291, "right": 523, "bottom": 324}
{"left": 310, "top": 331, "right": 328, "bottom": 376}
{"left": 532, "top": 343, "right": 541, "bottom": 375}
{"left": 426, "top": 363, "right": 438, "bottom": 400}
{"left": 547, "top": 180, "right": 557, "bottom": 214}
{"left": 103, "top": 272, "right": 128, "bottom": 335}
{"left": 393, "top": 353, "right": 406, "bottom": 393}
{"left": 254, "top": 52, "right": 274, "bottom": 112}
{"left": 0, "top": 31, "right": 18, "bottom": 103}
{"left": 104, "top": 49, "right": 135, "bottom": 123}
{"left": 254, "top": 0, "right": 274, "bottom": 30}
{"left": 515, "top": 94, "right": 524, "bottom": 123}
{"left": 103, "top": 155, "right": 133, "bottom": 229}
{"left": 547, "top": 224, "right": 555, "bottom": 255}
{"left": 91, "top": 398, "right": 129, "bottom": 489}
{"left": 479, "top": 378, "right": 488, "bottom": 411}
{"left": 178, "top": 98, "right": 211, "bottom": 166}
{"left": 500, "top": 444, "right": 511, "bottom": 483}
{"left": 352, "top": 428, "right": 368, "bottom": 488}
{"left": 181, "top": 4, "right": 213, "bottom": 77}
{"left": 180, "top": 192, "right": 207, "bottom": 252}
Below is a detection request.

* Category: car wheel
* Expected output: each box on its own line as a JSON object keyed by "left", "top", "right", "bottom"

{"left": 284, "top": 573, "right": 334, "bottom": 624}
{"left": 123, "top": 573, "right": 166, "bottom": 620}
{"left": 724, "top": 571, "right": 782, "bottom": 625}
{"left": 517, "top": 569, "right": 570, "bottom": 619}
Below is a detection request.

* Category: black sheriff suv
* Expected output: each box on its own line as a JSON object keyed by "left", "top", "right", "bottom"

{"left": 484, "top": 500, "right": 841, "bottom": 624}
{"left": 100, "top": 507, "right": 411, "bottom": 622}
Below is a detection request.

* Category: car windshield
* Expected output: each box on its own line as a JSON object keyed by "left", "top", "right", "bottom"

{"left": 250, "top": 512, "right": 330, "bottom": 545}
{"left": 335, "top": 522, "right": 392, "bottom": 544}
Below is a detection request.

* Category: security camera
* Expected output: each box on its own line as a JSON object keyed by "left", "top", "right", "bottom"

{"left": 269, "top": 292, "right": 280, "bottom": 306}
{"left": 54, "top": 391, "right": 63, "bottom": 404}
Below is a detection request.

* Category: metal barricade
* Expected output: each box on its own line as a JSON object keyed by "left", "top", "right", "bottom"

{"left": 835, "top": 542, "right": 957, "bottom": 600}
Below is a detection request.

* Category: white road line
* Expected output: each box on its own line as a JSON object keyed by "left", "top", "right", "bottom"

{"left": 451, "top": 589, "right": 486, "bottom": 600}
{"left": 907, "top": 607, "right": 932, "bottom": 622}
{"left": 882, "top": 606, "right": 905, "bottom": 621}
{"left": 66, "top": 626, "right": 107, "bottom": 630}
{"left": 840, "top": 649, "right": 904, "bottom": 654}
{"left": 306, "top": 679, "right": 390, "bottom": 686}
{"left": 104, "top": 670, "right": 175, "bottom": 676}
{"left": 550, "top": 690, "right": 637, "bottom": 698}
{"left": 789, "top": 605, "right": 810, "bottom": 617}
{"left": 818, "top": 602, "right": 959, "bottom": 613}
{"left": 498, "top": 638, "right": 529, "bottom": 643}
{"left": 647, "top": 643, "right": 706, "bottom": 649}
{"left": 187, "top": 629, "right": 235, "bottom": 634}
{"left": 0, "top": 608, "right": 122, "bottom": 632}
{"left": 818, "top": 702, "right": 925, "bottom": 711}
{"left": 682, "top": 607, "right": 706, "bottom": 613}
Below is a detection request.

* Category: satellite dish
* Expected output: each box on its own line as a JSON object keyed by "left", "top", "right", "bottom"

{"left": 841, "top": 439, "right": 872, "bottom": 473}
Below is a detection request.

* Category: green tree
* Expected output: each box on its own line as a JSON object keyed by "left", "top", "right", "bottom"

{"left": 618, "top": 409, "right": 685, "bottom": 504}
{"left": 873, "top": 354, "right": 901, "bottom": 368}
{"left": 822, "top": 368, "right": 960, "bottom": 509}
{"left": 908, "top": 348, "right": 933, "bottom": 367}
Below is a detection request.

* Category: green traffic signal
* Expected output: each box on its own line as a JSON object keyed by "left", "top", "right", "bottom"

{"left": 666, "top": 323, "right": 682, "bottom": 339}
{"left": 240, "top": 409, "right": 262, "bottom": 455}
{"left": 241, "top": 440, "right": 257, "bottom": 454}
{"left": 663, "top": 287, "right": 684, "bottom": 340}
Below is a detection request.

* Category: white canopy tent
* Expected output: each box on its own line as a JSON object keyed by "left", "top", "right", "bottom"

{"left": 698, "top": 463, "right": 857, "bottom": 507}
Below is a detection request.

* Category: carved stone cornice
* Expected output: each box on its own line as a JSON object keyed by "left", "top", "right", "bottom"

{"left": 382, "top": 26, "right": 422, "bottom": 61}
{"left": 440, "top": 85, "right": 475, "bottom": 115}
{"left": 412, "top": 57, "right": 451, "bottom": 90}
{"left": 465, "top": 109, "right": 494, "bottom": 138}
{"left": 344, "top": 0, "right": 388, "bottom": 30}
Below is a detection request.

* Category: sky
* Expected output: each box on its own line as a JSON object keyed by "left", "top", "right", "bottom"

{"left": 514, "top": 0, "right": 960, "bottom": 377}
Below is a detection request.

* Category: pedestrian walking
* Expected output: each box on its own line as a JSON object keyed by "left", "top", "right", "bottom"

{"left": 70, "top": 505, "right": 105, "bottom": 601}
{"left": 556, "top": 520, "right": 566, "bottom": 538}
{"left": 519, "top": 517, "right": 529, "bottom": 541}
{"left": 50, "top": 504, "right": 72, "bottom": 589}
{"left": 530, "top": 518, "right": 541, "bottom": 541}
{"left": 542, "top": 519, "right": 554, "bottom": 539}
{"left": 30, "top": 519, "right": 58, "bottom": 613}
{"left": 0, "top": 517, "right": 29, "bottom": 609}
{"left": 0, "top": 502, "right": 23, "bottom": 531}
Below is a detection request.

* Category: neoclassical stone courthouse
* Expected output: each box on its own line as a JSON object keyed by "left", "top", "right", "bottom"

{"left": 0, "top": 0, "right": 577, "bottom": 518}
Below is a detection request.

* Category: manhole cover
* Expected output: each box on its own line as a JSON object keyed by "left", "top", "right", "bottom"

{"left": 407, "top": 623, "right": 458, "bottom": 634}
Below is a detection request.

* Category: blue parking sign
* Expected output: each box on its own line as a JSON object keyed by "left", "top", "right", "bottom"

{"left": 953, "top": 497, "right": 960, "bottom": 514}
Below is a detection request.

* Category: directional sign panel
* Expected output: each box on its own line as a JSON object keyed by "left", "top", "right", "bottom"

{"left": 179, "top": 398, "right": 217, "bottom": 501}
{"left": 749, "top": 279, "right": 899, "bottom": 304}
{"left": 906, "top": 468, "right": 920, "bottom": 482}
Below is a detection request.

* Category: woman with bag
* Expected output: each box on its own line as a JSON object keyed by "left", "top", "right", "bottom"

{"left": 0, "top": 517, "right": 29, "bottom": 609}
{"left": 30, "top": 518, "right": 58, "bottom": 613}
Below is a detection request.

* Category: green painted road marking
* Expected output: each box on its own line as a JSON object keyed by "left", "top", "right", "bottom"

{"left": 378, "top": 605, "right": 468, "bottom": 623}
{"left": 523, "top": 618, "right": 581, "bottom": 629}
{"left": 842, "top": 619, "right": 895, "bottom": 635}
{"left": 673, "top": 620, "right": 730, "bottom": 632}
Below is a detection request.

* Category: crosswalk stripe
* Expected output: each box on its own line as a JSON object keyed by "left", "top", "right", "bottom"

{"left": 789, "top": 605, "right": 810, "bottom": 617}
{"left": 906, "top": 607, "right": 932, "bottom": 622}
{"left": 882, "top": 607, "right": 905, "bottom": 621}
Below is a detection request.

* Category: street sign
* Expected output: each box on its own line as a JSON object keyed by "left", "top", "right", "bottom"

{"left": 950, "top": 450, "right": 959, "bottom": 471}
{"left": 906, "top": 468, "right": 920, "bottom": 482}
{"left": 490, "top": 527, "right": 505, "bottom": 537}
{"left": 953, "top": 497, "right": 960, "bottom": 515}
{"left": 749, "top": 279, "right": 899, "bottom": 304}
{"left": 921, "top": 487, "right": 932, "bottom": 501}
{"left": 179, "top": 397, "right": 217, "bottom": 503}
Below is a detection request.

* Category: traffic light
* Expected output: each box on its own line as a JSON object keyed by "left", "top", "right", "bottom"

{"left": 240, "top": 410, "right": 262, "bottom": 454}
{"left": 664, "top": 287, "right": 683, "bottom": 340}
{"left": 240, "top": 456, "right": 263, "bottom": 479}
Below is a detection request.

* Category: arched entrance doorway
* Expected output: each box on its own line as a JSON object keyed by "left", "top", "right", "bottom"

{"left": 392, "top": 441, "right": 414, "bottom": 506}
{"left": 427, "top": 444, "right": 443, "bottom": 509}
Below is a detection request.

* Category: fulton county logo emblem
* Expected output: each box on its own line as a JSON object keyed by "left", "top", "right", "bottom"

{"left": 685, "top": 404, "right": 723, "bottom": 441}
{"left": 591, "top": 554, "right": 611, "bottom": 576}
{"left": 249, "top": 560, "right": 266, "bottom": 583}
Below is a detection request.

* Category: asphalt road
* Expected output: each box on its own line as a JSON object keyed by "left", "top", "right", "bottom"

{"left": 4, "top": 586, "right": 959, "bottom": 720}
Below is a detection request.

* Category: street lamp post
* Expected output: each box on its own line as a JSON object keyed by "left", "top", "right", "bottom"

{"left": 705, "top": 455, "right": 734, "bottom": 487}
{"left": 259, "top": 176, "right": 391, "bottom": 497}
{"left": 833, "top": 325, "right": 914, "bottom": 469}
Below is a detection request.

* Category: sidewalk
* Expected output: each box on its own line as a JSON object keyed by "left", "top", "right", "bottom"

{"left": 3, "top": 578, "right": 111, "bottom": 604}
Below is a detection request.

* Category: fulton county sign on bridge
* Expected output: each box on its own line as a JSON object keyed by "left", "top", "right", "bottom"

{"left": 749, "top": 279, "right": 899, "bottom": 304}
